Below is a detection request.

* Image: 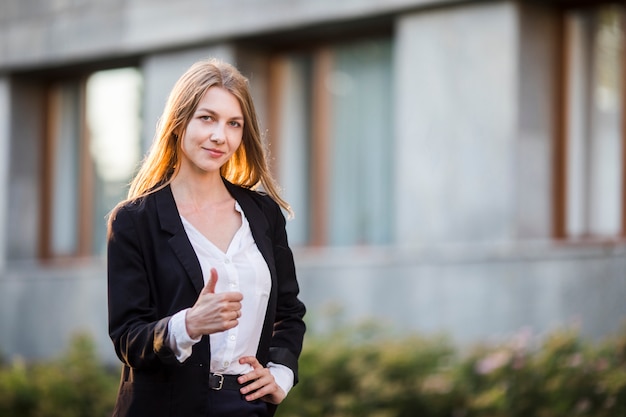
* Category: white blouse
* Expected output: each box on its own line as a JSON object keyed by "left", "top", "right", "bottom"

{"left": 166, "top": 201, "right": 293, "bottom": 394}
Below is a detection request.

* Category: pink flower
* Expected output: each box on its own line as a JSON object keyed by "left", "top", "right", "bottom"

{"left": 475, "top": 350, "right": 512, "bottom": 375}
{"left": 595, "top": 358, "right": 609, "bottom": 371}
{"left": 567, "top": 353, "right": 583, "bottom": 368}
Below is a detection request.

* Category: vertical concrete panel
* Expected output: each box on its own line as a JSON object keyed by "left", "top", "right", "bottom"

{"left": 394, "top": 2, "right": 519, "bottom": 246}
{"left": 140, "top": 45, "right": 236, "bottom": 152}
{"left": 5, "top": 79, "right": 42, "bottom": 260}
{"left": 236, "top": 50, "right": 270, "bottom": 136}
{"left": 515, "top": 3, "right": 557, "bottom": 238}
{"left": 0, "top": 78, "right": 9, "bottom": 270}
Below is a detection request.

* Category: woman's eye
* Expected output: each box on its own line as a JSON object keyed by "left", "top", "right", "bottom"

{"left": 200, "top": 115, "right": 213, "bottom": 121}
{"left": 229, "top": 121, "right": 242, "bottom": 128}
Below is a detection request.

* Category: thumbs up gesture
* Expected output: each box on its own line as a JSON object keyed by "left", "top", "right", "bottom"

{"left": 185, "top": 268, "right": 243, "bottom": 339}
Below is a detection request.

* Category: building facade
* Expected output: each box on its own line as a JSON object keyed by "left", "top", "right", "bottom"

{"left": 0, "top": 0, "right": 625, "bottom": 362}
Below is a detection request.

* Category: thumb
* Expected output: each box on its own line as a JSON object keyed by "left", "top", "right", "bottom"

{"left": 202, "top": 268, "right": 218, "bottom": 294}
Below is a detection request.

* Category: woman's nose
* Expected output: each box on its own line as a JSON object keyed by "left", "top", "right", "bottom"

{"left": 209, "top": 124, "right": 226, "bottom": 144}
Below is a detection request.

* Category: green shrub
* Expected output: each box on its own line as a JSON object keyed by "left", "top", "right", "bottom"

{"left": 1, "top": 324, "right": 624, "bottom": 417}
{"left": 279, "top": 322, "right": 626, "bottom": 417}
{"left": 0, "top": 333, "right": 118, "bottom": 417}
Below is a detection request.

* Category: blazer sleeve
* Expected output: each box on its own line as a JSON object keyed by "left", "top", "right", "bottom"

{"left": 107, "top": 204, "right": 179, "bottom": 370}
{"left": 266, "top": 199, "right": 306, "bottom": 382}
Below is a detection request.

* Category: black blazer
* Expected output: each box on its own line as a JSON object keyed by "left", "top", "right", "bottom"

{"left": 107, "top": 180, "right": 306, "bottom": 417}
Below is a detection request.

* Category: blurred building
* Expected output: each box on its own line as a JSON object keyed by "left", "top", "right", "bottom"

{"left": 0, "top": 0, "right": 625, "bottom": 362}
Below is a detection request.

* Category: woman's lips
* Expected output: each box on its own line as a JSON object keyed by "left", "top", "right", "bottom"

{"left": 204, "top": 147, "right": 224, "bottom": 158}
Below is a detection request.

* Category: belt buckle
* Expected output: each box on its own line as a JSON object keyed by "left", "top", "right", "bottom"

{"left": 211, "top": 373, "right": 224, "bottom": 391}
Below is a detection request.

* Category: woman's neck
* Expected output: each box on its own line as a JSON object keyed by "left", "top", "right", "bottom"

{"left": 170, "top": 170, "right": 232, "bottom": 212}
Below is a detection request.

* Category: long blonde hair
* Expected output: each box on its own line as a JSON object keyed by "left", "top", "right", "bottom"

{"left": 109, "top": 58, "right": 291, "bottom": 230}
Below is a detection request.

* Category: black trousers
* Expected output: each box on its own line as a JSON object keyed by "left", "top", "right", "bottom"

{"left": 207, "top": 389, "right": 269, "bottom": 417}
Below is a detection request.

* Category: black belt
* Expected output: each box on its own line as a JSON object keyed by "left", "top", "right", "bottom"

{"left": 209, "top": 373, "right": 247, "bottom": 391}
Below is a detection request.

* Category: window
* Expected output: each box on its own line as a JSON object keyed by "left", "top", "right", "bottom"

{"left": 555, "top": 3, "right": 625, "bottom": 240}
{"left": 269, "top": 38, "right": 394, "bottom": 247}
{"left": 41, "top": 67, "right": 142, "bottom": 259}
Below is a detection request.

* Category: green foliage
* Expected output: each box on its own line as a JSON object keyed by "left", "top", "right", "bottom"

{"left": 0, "top": 333, "right": 118, "bottom": 417}
{"left": 1, "top": 325, "right": 625, "bottom": 417}
{"left": 279, "top": 322, "right": 626, "bottom": 417}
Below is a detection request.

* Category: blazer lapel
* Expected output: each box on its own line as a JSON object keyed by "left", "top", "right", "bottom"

{"left": 155, "top": 185, "right": 205, "bottom": 294}
{"left": 224, "top": 181, "right": 276, "bottom": 279}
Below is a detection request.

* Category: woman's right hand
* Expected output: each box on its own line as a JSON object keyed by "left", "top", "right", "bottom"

{"left": 185, "top": 268, "right": 243, "bottom": 339}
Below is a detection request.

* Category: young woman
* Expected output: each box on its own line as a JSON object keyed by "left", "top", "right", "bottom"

{"left": 107, "top": 58, "right": 306, "bottom": 417}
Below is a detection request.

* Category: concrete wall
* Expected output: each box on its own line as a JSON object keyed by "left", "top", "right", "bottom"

{"left": 515, "top": 1, "right": 558, "bottom": 239}
{"left": 0, "top": 0, "right": 625, "bottom": 364}
{"left": 1, "top": 241, "right": 624, "bottom": 364}
{"left": 297, "top": 243, "right": 626, "bottom": 344}
{"left": 5, "top": 78, "right": 44, "bottom": 261}
{"left": 0, "top": 77, "right": 10, "bottom": 271}
{"left": 0, "top": 261, "right": 113, "bottom": 361}
{"left": 395, "top": 1, "right": 518, "bottom": 245}
{"left": 0, "top": 0, "right": 464, "bottom": 71}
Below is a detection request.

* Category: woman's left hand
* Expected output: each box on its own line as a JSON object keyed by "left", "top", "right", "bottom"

{"left": 237, "top": 356, "right": 286, "bottom": 404}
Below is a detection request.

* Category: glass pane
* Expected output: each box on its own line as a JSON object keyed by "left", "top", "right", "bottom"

{"left": 588, "top": 6, "right": 623, "bottom": 236}
{"left": 275, "top": 55, "right": 312, "bottom": 246}
{"left": 328, "top": 39, "right": 393, "bottom": 246}
{"left": 565, "top": 11, "right": 590, "bottom": 237}
{"left": 50, "top": 82, "right": 81, "bottom": 256}
{"left": 86, "top": 68, "right": 142, "bottom": 254}
{"left": 566, "top": 5, "right": 624, "bottom": 238}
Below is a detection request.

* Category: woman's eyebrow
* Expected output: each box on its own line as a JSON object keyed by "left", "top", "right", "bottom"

{"left": 196, "top": 107, "right": 243, "bottom": 120}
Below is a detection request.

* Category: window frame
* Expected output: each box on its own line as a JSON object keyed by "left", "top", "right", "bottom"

{"left": 267, "top": 37, "right": 394, "bottom": 248}
{"left": 267, "top": 47, "right": 332, "bottom": 247}
{"left": 553, "top": 1, "right": 626, "bottom": 241}
{"left": 38, "top": 61, "right": 142, "bottom": 261}
{"left": 40, "top": 76, "right": 94, "bottom": 260}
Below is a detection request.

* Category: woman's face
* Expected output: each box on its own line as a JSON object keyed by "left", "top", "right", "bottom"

{"left": 179, "top": 86, "right": 244, "bottom": 175}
